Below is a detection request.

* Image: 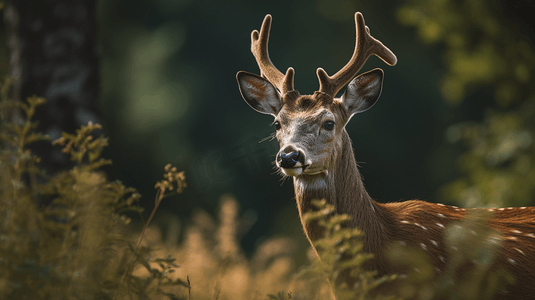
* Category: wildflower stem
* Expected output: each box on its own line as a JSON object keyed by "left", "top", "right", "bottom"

{"left": 136, "top": 187, "right": 164, "bottom": 249}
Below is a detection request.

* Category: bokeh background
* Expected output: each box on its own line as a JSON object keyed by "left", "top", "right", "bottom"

{"left": 2, "top": 0, "right": 534, "bottom": 265}
{"left": 95, "top": 0, "right": 535, "bottom": 257}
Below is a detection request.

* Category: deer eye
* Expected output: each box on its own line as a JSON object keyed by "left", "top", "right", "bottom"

{"left": 273, "top": 121, "right": 281, "bottom": 130}
{"left": 322, "top": 121, "right": 335, "bottom": 131}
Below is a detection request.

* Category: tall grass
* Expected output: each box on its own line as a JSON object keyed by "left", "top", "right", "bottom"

{"left": 0, "top": 80, "right": 188, "bottom": 299}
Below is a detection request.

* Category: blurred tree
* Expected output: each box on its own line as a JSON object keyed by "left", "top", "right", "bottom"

{"left": 4, "top": 0, "right": 101, "bottom": 176}
{"left": 398, "top": 0, "right": 535, "bottom": 207}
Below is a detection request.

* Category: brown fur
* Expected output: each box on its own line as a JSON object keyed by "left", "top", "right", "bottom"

{"left": 293, "top": 127, "right": 535, "bottom": 299}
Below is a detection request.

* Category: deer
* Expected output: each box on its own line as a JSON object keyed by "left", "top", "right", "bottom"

{"left": 236, "top": 12, "right": 535, "bottom": 299}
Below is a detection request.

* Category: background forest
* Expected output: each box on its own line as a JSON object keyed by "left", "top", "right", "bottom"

{"left": 1, "top": 0, "right": 534, "bottom": 299}
{"left": 97, "top": 0, "right": 535, "bottom": 254}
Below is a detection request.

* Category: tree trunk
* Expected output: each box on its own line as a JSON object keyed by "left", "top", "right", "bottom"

{"left": 7, "top": 0, "right": 101, "bottom": 175}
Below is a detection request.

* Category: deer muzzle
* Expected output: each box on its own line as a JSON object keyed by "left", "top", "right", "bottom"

{"left": 277, "top": 146, "right": 307, "bottom": 176}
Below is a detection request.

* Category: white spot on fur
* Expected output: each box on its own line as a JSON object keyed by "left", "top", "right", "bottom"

{"left": 435, "top": 267, "right": 441, "bottom": 273}
{"left": 400, "top": 220, "right": 410, "bottom": 224}
{"left": 414, "top": 223, "right": 427, "bottom": 230}
{"left": 488, "top": 208, "right": 494, "bottom": 212}
{"left": 508, "top": 207, "right": 513, "bottom": 210}
{"left": 430, "top": 240, "right": 438, "bottom": 247}
{"left": 437, "top": 203, "right": 445, "bottom": 206}
{"left": 508, "top": 258, "right": 516, "bottom": 264}
{"left": 527, "top": 233, "right": 535, "bottom": 238}
{"left": 439, "top": 256, "right": 445, "bottom": 262}
{"left": 512, "top": 230, "right": 522, "bottom": 234}
{"left": 470, "top": 230, "right": 477, "bottom": 235}
{"left": 436, "top": 223, "right": 445, "bottom": 228}
{"left": 437, "top": 213, "right": 446, "bottom": 218}
{"left": 521, "top": 207, "right": 527, "bottom": 209}
{"left": 420, "top": 243, "right": 427, "bottom": 250}
{"left": 515, "top": 248, "right": 525, "bottom": 255}
{"left": 506, "top": 236, "right": 518, "bottom": 240}
{"left": 498, "top": 208, "right": 505, "bottom": 211}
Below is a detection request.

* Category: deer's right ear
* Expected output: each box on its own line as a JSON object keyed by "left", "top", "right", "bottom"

{"left": 237, "top": 71, "right": 281, "bottom": 115}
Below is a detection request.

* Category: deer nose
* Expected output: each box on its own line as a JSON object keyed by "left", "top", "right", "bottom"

{"left": 280, "top": 152, "right": 300, "bottom": 168}
{"left": 277, "top": 146, "right": 304, "bottom": 169}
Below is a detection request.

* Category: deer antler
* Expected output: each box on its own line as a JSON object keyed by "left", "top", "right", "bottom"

{"left": 316, "top": 12, "right": 397, "bottom": 97}
{"left": 251, "top": 15, "right": 295, "bottom": 95}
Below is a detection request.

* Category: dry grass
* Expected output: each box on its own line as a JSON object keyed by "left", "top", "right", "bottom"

{"left": 133, "top": 195, "right": 334, "bottom": 300}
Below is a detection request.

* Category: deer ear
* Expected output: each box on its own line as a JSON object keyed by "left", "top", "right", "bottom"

{"left": 237, "top": 71, "right": 281, "bottom": 115}
{"left": 340, "top": 68, "right": 384, "bottom": 116}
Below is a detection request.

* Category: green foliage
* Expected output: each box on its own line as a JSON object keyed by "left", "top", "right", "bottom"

{"left": 387, "top": 210, "right": 514, "bottom": 299}
{"left": 398, "top": 0, "right": 534, "bottom": 106}
{"left": 438, "top": 212, "right": 514, "bottom": 299}
{"left": 0, "top": 80, "right": 188, "bottom": 299}
{"left": 299, "top": 199, "right": 397, "bottom": 300}
{"left": 443, "top": 106, "right": 535, "bottom": 207}
{"left": 119, "top": 245, "right": 190, "bottom": 299}
{"left": 296, "top": 201, "right": 513, "bottom": 299}
{"left": 398, "top": 0, "right": 535, "bottom": 208}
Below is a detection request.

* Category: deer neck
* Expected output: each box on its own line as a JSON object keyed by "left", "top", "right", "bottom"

{"left": 293, "top": 129, "right": 389, "bottom": 254}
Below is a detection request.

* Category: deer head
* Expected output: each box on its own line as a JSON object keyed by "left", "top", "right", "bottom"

{"left": 237, "top": 13, "right": 397, "bottom": 178}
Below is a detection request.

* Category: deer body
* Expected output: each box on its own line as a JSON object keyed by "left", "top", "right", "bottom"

{"left": 237, "top": 13, "right": 535, "bottom": 299}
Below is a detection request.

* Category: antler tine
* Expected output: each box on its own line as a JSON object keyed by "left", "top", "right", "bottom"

{"left": 317, "top": 12, "right": 397, "bottom": 97}
{"left": 251, "top": 14, "right": 295, "bottom": 95}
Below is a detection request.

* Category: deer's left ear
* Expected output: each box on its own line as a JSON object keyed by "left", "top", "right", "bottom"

{"left": 340, "top": 68, "right": 384, "bottom": 116}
